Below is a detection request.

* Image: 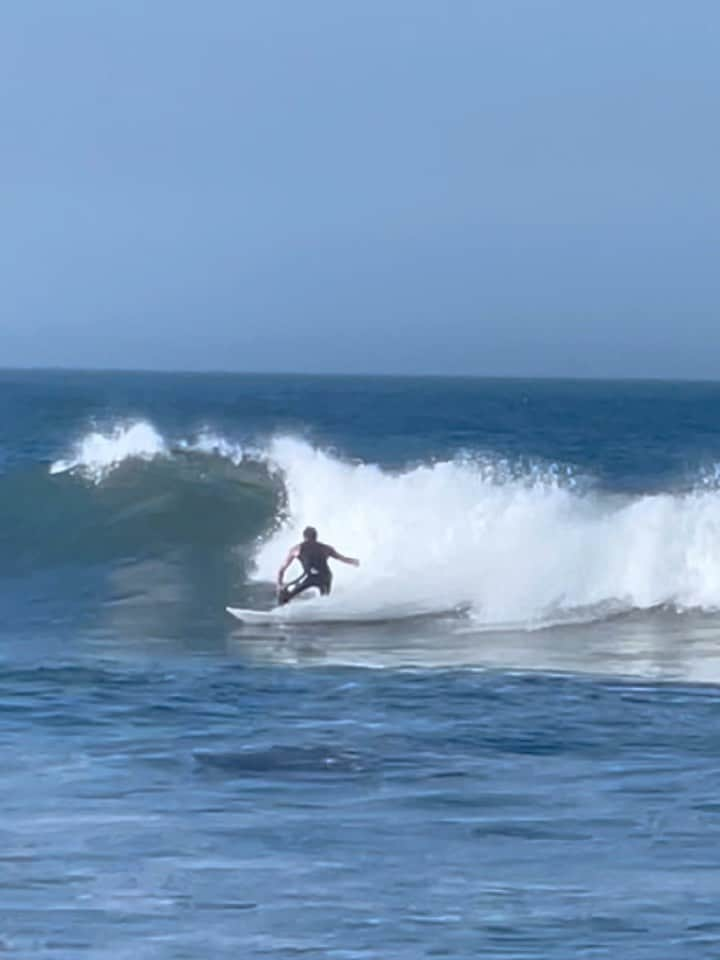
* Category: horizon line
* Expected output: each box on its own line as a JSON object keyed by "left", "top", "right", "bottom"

{"left": 1, "top": 365, "right": 720, "bottom": 385}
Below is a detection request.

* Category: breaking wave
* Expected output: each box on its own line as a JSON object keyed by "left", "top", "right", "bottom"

{"left": 4, "top": 419, "right": 720, "bottom": 627}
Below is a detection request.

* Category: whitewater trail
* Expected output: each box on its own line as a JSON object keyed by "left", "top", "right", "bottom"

{"left": 49, "top": 420, "right": 720, "bottom": 626}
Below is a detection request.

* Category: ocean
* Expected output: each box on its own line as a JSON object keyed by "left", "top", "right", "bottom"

{"left": 3, "top": 370, "right": 720, "bottom": 958}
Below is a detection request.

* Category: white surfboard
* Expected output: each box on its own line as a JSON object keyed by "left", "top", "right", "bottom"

{"left": 226, "top": 606, "right": 286, "bottom": 625}
{"left": 226, "top": 602, "right": 461, "bottom": 626}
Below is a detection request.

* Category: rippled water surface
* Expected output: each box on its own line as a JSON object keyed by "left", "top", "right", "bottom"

{"left": 4, "top": 372, "right": 720, "bottom": 957}
{"left": 4, "top": 648, "right": 720, "bottom": 958}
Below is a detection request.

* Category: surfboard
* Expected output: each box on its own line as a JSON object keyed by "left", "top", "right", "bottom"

{"left": 226, "top": 606, "right": 285, "bottom": 624}
{"left": 226, "top": 603, "right": 462, "bottom": 626}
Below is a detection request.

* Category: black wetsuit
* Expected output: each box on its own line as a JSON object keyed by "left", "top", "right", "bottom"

{"left": 279, "top": 541, "right": 334, "bottom": 604}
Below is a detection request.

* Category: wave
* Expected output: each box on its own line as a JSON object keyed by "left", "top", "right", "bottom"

{"left": 251, "top": 436, "right": 720, "bottom": 624}
{"left": 0, "top": 423, "right": 277, "bottom": 575}
{"left": 48, "top": 422, "right": 255, "bottom": 482}
{"left": 49, "top": 421, "right": 169, "bottom": 481}
{"left": 5, "top": 419, "right": 720, "bottom": 627}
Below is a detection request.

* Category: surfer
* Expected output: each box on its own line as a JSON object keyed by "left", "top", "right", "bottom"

{"left": 277, "top": 526, "right": 359, "bottom": 605}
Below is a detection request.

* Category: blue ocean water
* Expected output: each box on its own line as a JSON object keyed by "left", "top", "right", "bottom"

{"left": 3, "top": 371, "right": 720, "bottom": 958}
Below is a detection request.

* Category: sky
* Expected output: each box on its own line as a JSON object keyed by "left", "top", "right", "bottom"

{"left": 2, "top": 0, "right": 719, "bottom": 377}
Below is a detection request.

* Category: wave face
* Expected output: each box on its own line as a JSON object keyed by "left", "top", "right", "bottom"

{"left": 7, "top": 419, "right": 718, "bottom": 625}
{"left": 1, "top": 423, "right": 277, "bottom": 576}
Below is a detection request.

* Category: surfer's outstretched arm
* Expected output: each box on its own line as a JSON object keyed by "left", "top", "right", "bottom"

{"left": 329, "top": 548, "right": 360, "bottom": 567}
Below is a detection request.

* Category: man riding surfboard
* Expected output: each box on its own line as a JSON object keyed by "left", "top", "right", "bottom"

{"left": 277, "top": 526, "right": 359, "bottom": 605}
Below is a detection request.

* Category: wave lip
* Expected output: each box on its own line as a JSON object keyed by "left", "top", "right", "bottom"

{"left": 50, "top": 422, "right": 168, "bottom": 483}
{"left": 176, "top": 431, "right": 248, "bottom": 465}
{"left": 49, "top": 422, "right": 255, "bottom": 484}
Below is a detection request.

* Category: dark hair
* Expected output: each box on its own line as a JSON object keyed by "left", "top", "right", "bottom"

{"left": 303, "top": 526, "right": 318, "bottom": 541}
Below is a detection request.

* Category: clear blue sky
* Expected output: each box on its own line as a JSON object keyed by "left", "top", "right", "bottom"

{"left": 2, "top": 0, "right": 719, "bottom": 376}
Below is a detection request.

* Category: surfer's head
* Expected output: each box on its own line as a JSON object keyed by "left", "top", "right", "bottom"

{"left": 302, "top": 526, "right": 318, "bottom": 542}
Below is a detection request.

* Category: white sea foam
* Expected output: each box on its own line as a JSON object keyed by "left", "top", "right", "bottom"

{"left": 251, "top": 436, "right": 720, "bottom": 625}
{"left": 50, "top": 421, "right": 168, "bottom": 483}
{"left": 50, "top": 423, "right": 250, "bottom": 482}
